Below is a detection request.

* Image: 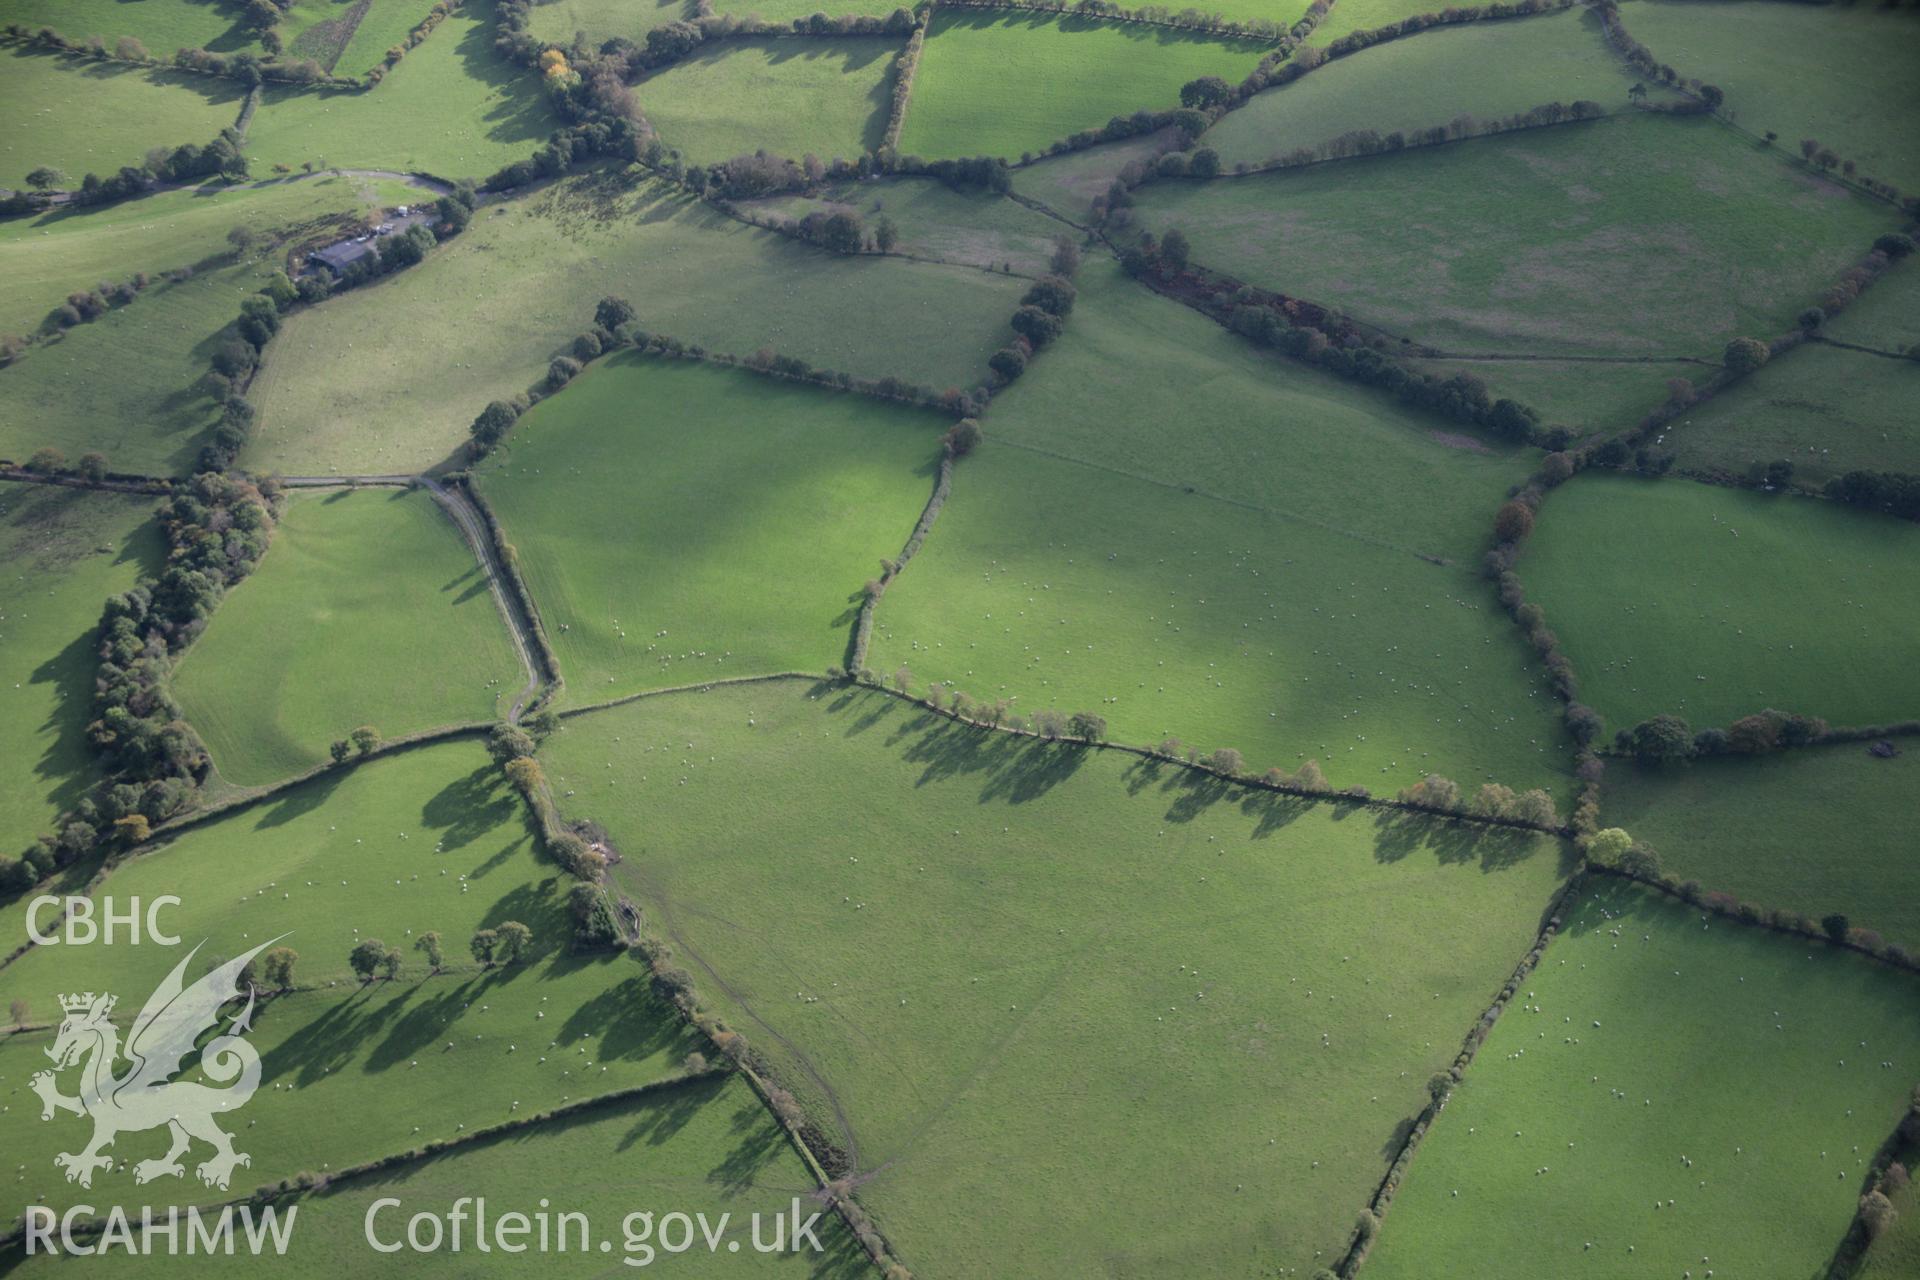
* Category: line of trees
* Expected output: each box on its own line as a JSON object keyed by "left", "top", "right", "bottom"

{"left": 2, "top": 127, "right": 247, "bottom": 219}
{"left": 883, "top": 20, "right": 927, "bottom": 151}
{"left": 990, "top": 258, "right": 1080, "bottom": 387}
{"left": 1233, "top": 99, "right": 1608, "bottom": 175}
{"left": 939, "top": 0, "right": 1296, "bottom": 44}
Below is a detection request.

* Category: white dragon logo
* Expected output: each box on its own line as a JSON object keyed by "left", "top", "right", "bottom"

{"left": 29, "top": 938, "right": 278, "bottom": 1191}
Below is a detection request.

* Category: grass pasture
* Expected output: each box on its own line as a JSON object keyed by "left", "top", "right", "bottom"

{"left": 1129, "top": 112, "right": 1899, "bottom": 363}
{"left": 1601, "top": 743, "right": 1920, "bottom": 950}
{"left": 741, "top": 174, "right": 1069, "bottom": 272}
{"left": 473, "top": 355, "right": 944, "bottom": 704}
{"left": 1622, "top": 0, "right": 1920, "bottom": 192}
{"left": 170, "top": 487, "right": 524, "bottom": 787}
{"left": 544, "top": 681, "right": 1573, "bottom": 1277}
{"left": 1010, "top": 125, "right": 1181, "bottom": 219}
{"left": 1203, "top": 8, "right": 1666, "bottom": 171}
{"left": 525, "top": 0, "right": 691, "bottom": 44}
{"left": 0, "top": 171, "right": 408, "bottom": 345}
{"left": 245, "top": 170, "right": 1024, "bottom": 475}
{"left": 637, "top": 37, "right": 899, "bottom": 165}
{"left": 1366, "top": 878, "right": 1920, "bottom": 1280}
{"left": 897, "top": 11, "right": 1267, "bottom": 162}
{"left": 0, "top": 954, "right": 699, "bottom": 1220}
{"left": 0, "top": 48, "right": 245, "bottom": 191}
{"left": 0, "top": 486, "right": 160, "bottom": 855}
{"left": 0, "top": 737, "right": 558, "bottom": 1006}
{"left": 1521, "top": 472, "right": 1920, "bottom": 733}
{"left": 872, "top": 264, "right": 1568, "bottom": 796}
{"left": 0, "top": 1076, "right": 874, "bottom": 1277}
{"left": 0, "top": 0, "right": 250, "bottom": 57}
{"left": 245, "top": 0, "right": 558, "bottom": 180}
{"left": 1309, "top": 0, "right": 1462, "bottom": 44}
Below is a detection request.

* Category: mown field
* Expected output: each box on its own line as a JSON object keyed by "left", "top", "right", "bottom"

{"left": 170, "top": 487, "right": 523, "bottom": 787}
{"left": 245, "top": 170, "right": 1025, "bottom": 475}
{"left": 1622, "top": 0, "right": 1920, "bottom": 192}
{"left": 0, "top": 171, "right": 407, "bottom": 346}
{"left": 246, "top": 0, "right": 557, "bottom": 180}
{"left": 0, "top": 953, "right": 698, "bottom": 1219}
{"left": 0, "top": 487, "right": 160, "bottom": 855}
{"left": 873, "top": 265, "right": 1567, "bottom": 796}
{"left": 1202, "top": 8, "right": 1665, "bottom": 170}
{"left": 1520, "top": 472, "right": 1920, "bottom": 734}
{"left": 637, "top": 37, "right": 898, "bottom": 165}
{"left": 1366, "top": 878, "right": 1920, "bottom": 1280}
{"left": 0, "top": 1075, "right": 875, "bottom": 1277}
{"left": 544, "top": 681, "right": 1572, "bottom": 1277}
{"left": 0, "top": 0, "right": 250, "bottom": 56}
{"left": 474, "top": 355, "right": 943, "bottom": 704}
{"left": 1128, "top": 113, "right": 1899, "bottom": 364}
{"left": 0, "top": 48, "right": 245, "bottom": 190}
{"left": 1601, "top": 743, "right": 1920, "bottom": 949}
{"left": 897, "top": 12, "right": 1267, "bottom": 162}
{"left": 742, "top": 174, "right": 1069, "bottom": 272}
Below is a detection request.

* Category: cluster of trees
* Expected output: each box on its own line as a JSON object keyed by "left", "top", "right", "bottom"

{"left": 0, "top": 22, "right": 340, "bottom": 86}
{"left": 41, "top": 272, "right": 149, "bottom": 335}
{"left": 3, "top": 129, "right": 247, "bottom": 219}
{"left": 1217, "top": 296, "right": 1558, "bottom": 443}
{"left": 0, "top": 474, "right": 284, "bottom": 888}
{"left": 948, "top": 0, "right": 1295, "bottom": 42}
{"left": 1615, "top": 707, "right": 1831, "bottom": 761}
{"left": 1325, "top": 0, "right": 1570, "bottom": 55}
{"left": 786, "top": 207, "right": 877, "bottom": 255}
{"left": 991, "top": 267, "right": 1078, "bottom": 386}
{"left": 1796, "top": 137, "right": 1912, "bottom": 206}
{"left": 1395, "top": 776, "right": 1561, "bottom": 826}
{"left": 1827, "top": 469, "right": 1920, "bottom": 522}
{"left": 346, "top": 921, "right": 532, "bottom": 982}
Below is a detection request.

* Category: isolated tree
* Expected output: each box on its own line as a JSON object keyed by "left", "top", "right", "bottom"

{"left": 470, "top": 928, "right": 499, "bottom": 967}
{"left": 1723, "top": 337, "right": 1770, "bottom": 374}
{"left": 1586, "top": 827, "right": 1634, "bottom": 867}
{"left": 891, "top": 665, "right": 911, "bottom": 694}
{"left": 1204, "top": 747, "right": 1245, "bottom": 776}
{"left": 495, "top": 920, "right": 533, "bottom": 964}
{"left": 8, "top": 998, "right": 28, "bottom": 1027}
{"left": 1292, "top": 759, "right": 1329, "bottom": 791}
{"left": 329, "top": 739, "right": 351, "bottom": 764}
{"left": 25, "top": 447, "right": 66, "bottom": 474}
{"left": 682, "top": 1051, "right": 709, "bottom": 1073}
{"left": 75, "top": 451, "right": 108, "bottom": 481}
{"left": 1823, "top": 913, "right": 1851, "bottom": 944}
{"left": 872, "top": 215, "right": 898, "bottom": 253}
{"left": 1068, "top": 711, "right": 1107, "bottom": 741}
{"left": 1398, "top": 775, "right": 1461, "bottom": 810}
{"left": 414, "top": 931, "right": 444, "bottom": 972}
{"left": 594, "top": 296, "right": 635, "bottom": 333}
{"left": 24, "top": 166, "right": 66, "bottom": 191}
{"left": 349, "top": 938, "right": 390, "bottom": 982}
{"left": 1470, "top": 783, "right": 1516, "bottom": 818}
{"left": 349, "top": 725, "right": 381, "bottom": 755}
{"left": 1049, "top": 235, "right": 1080, "bottom": 277}
{"left": 379, "top": 947, "right": 402, "bottom": 980}
{"left": 1509, "top": 790, "right": 1559, "bottom": 827}
{"left": 227, "top": 225, "right": 256, "bottom": 253}
{"left": 1158, "top": 228, "right": 1191, "bottom": 273}
{"left": 1861, "top": 1190, "right": 1898, "bottom": 1240}
{"left": 260, "top": 947, "right": 298, "bottom": 990}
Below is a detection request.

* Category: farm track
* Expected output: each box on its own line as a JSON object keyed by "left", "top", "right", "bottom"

{"left": 279, "top": 473, "right": 542, "bottom": 722}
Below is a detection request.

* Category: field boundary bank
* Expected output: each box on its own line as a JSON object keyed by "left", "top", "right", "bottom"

{"left": 849, "top": 454, "right": 953, "bottom": 672}
{"left": 0, "top": 1068, "right": 731, "bottom": 1253}
{"left": 1341, "top": 869, "right": 1588, "bottom": 1275}
{"left": 458, "top": 481, "right": 567, "bottom": 704}
{"left": 933, "top": 0, "right": 1292, "bottom": 43}
{"left": 0, "top": 468, "right": 172, "bottom": 494}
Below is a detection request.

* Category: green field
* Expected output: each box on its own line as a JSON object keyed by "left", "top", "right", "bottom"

{"left": 1366, "top": 878, "right": 1920, "bottom": 1280}
{"left": 1601, "top": 743, "right": 1920, "bottom": 949}
{"left": 246, "top": 0, "right": 558, "bottom": 180}
{"left": 244, "top": 170, "right": 1025, "bottom": 475}
{"left": 1310, "top": 0, "right": 1463, "bottom": 45}
{"left": 0, "top": 171, "right": 408, "bottom": 344}
{"left": 0, "top": 486, "right": 160, "bottom": 856}
{"left": 332, "top": 0, "right": 443, "bottom": 78}
{"left": 872, "top": 264, "right": 1568, "bottom": 797}
{"left": 0, "top": 0, "right": 250, "bottom": 57}
{"left": 0, "top": 252, "right": 271, "bottom": 476}
{"left": 1010, "top": 125, "right": 1179, "bottom": 219}
{"left": 637, "top": 37, "right": 898, "bottom": 165}
{"left": 0, "top": 48, "right": 245, "bottom": 190}
{"left": 0, "top": 1075, "right": 874, "bottom": 1277}
{"left": 0, "top": 738, "right": 555, "bottom": 1005}
{"left": 1129, "top": 113, "right": 1899, "bottom": 365}
{"left": 1834, "top": 259, "right": 1920, "bottom": 355}
{"left": 0, "top": 954, "right": 699, "bottom": 1219}
{"left": 1667, "top": 341, "right": 1920, "bottom": 486}
{"left": 473, "top": 355, "right": 943, "bottom": 703}
{"left": 544, "top": 681, "right": 1572, "bottom": 1277}
{"left": 1203, "top": 9, "right": 1664, "bottom": 170}
{"left": 1623, "top": 0, "right": 1920, "bottom": 191}
{"left": 897, "top": 11, "right": 1267, "bottom": 162}
{"left": 1521, "top": 472, "right": 1920, "bottom": 733}
{"left": 742, "top": 174, "right": 1069, "bottom": 272}
{"left": 525, "top": 0, "right": 690, "bottom": 44}
{"left": 170, "top": 487, "right": 524, "bottom": 787}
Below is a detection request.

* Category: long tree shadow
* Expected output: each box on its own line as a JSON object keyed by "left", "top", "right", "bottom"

{"left": 419, "top": 764, "right": 522, "bottom": 851}
{"left": 1370, "top": 807, "right": 1549, "bottom": 872}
